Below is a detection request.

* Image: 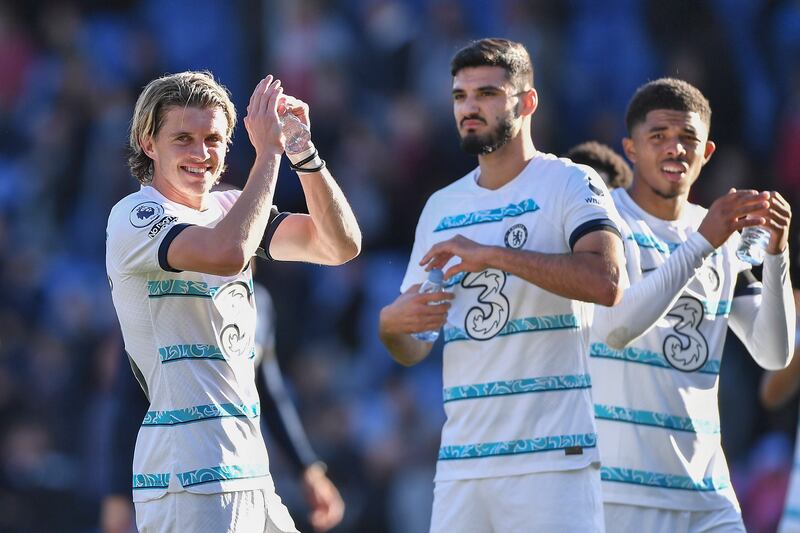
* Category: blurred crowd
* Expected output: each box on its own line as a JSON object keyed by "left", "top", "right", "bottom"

{"left": 1, "top": 0, "right": 799, "bottom": 531}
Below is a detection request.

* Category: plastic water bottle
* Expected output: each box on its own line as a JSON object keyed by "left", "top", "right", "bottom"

{"left": 736, "top": 226, "right": 771, "bottom": 265}
{"left": 412, "top": 269, "right": 445, "bottom": 343}
{"left": 280, "top": 112, "right": 311, "bottom": 154}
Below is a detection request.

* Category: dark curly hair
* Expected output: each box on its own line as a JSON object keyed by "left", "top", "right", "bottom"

{"left": 450, "top": 38, "right": 533, "bottom": 91}
{"left": 625, "top": 78, "right": 711, "bottom": 134}
{"left": 565, "top": 141, "right": 633, "bottom": 190}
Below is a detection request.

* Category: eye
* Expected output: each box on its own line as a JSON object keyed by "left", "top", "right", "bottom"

{"left": 175, "top": 134, "right": 191, "bottom": 143}
{"left": 452, "top": 93, "right": 465, "bottom": 102}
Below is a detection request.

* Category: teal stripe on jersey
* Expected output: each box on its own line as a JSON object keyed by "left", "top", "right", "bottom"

{"left": 177, "top": 464, "right": 270, "bottom": 488}
{"left": 702, "top": 299, "right": 731, "bottom": 316}
{"left": 148, "top": 280, "right": 216, "bottom": 297}
{"left": 628, "top": 233, "right": 672, "bottom": 254}
{"left": 443, "top": 272, "right": 466, "bottom": 288}
{"left": 784, "top": 507, "right": 800, "bottom": 520}
{"left": 444, "top": 374, "right": 591, "bottom": 403}
{"left": 142, "top": 402, "right": 260, "bottom": 426}
{"left": 590, "top": 342, "right": 721, "bottom": 375}
{"left": 601, "top": 466, "right": 730, "bottom": 492}
{"left": 439, "top": 432, "right": 596, "bottom": 460}
{"left": 147, "top": 278, "right": 254, "bottom": 298}
{"left": 444, "top": 314, "right": 579, "bottom": 343}
{"left": 433, "top": 198, "right": 539, "bottom": 232}
{"left": 594, "top": 404, "right": 720, "bottom": 434}
{"left": 132, "top": 472, "right": 170, "bottom": 490}
{"left": 159, "top": 344, "right": 225, "bottom": 363}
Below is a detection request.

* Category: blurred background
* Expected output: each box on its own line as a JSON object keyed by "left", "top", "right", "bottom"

{"left": 0, "top": 0, "right": 799, "bottom": 531}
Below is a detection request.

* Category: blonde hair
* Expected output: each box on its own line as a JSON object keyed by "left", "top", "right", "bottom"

{"left": 128, "top": 71, "right": 236, "bottom": 184}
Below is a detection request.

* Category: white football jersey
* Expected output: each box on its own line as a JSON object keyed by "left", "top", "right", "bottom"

{"left": 401, "top": 152, "right": 623, "bottom": 482}
{"left": 106, "top": 185, "right": 273, "bottom": 502}
{"left": 590, "top": 188, "right": 754, "bottom": 511}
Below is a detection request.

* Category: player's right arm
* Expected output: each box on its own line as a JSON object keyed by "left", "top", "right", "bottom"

{"left": 379, "top": 284, "right": 454, "bottom": 366}
{"left": 166, "top": 76, "right": 285, "bottom": 276}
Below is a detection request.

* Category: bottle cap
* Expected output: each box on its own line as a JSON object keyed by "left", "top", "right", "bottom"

{"left": 428, "top": 268, "right": 443, "bottom": 284}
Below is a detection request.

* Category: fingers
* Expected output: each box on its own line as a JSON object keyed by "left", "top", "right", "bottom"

{"left": 419, "top": 245, "right": 446, "bottom": 268}
{"left": 769, "top": 191, "right": 792, "bottom": 217}
{"left": 731, "top": 216, "right": 767, "bottom": 231}
{"left": 247, "top": 75, "right": 272, "bottom": 116}
{"left": 444, "top": 263, "right": 465, "bottom": 280}
{"left": 766, "top": 196, "right": 792, "bottom": 230}
{"left": 259, "top": 78, "right": 282, "bottom": 116}
{"left": 403, "top": 283, "right": 422, "bottom": 294}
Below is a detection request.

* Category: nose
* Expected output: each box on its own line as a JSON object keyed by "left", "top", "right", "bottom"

{"left": 665, "top": 138, "right": 686, "bottom": 158}
{"left": 189, "top": 140, "right": 210, "bottom": 161}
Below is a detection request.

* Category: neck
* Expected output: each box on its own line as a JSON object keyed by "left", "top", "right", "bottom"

{"left": 151, "top": 175, "right": 207, "bottom": 211}
{"left": 628, "top": 179, "right": 687, "bottom": 221}
{"left": 476, "top": 130, "right": 536, "bottom": 190}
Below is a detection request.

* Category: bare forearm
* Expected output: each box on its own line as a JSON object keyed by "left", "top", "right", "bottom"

{"left": 214, "top": 154, "right": 280, "bottom": 261}
{"left": 379, "top": 329, "right": 431, "bottom": 366}
{"left": 298, "top": 168, "right": 361, "bottom": 264}
{"left": 485, "top": 246, "right": 622, "bottom": 305}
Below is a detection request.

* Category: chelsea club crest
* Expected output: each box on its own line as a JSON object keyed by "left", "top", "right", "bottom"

{"left": 504, "top": 224, "right": 528, "bottom": 249}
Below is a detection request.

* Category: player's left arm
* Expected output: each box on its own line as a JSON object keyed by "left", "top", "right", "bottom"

{"left": 422, "top": 166, "right": 627, "bottom": 305}
{"left": 420, "top": 229, "right": 626, "bottom": 306}
{"left": 265, "top": 98, "right": 361, "bottom": 265}
{"left": 728, "top": 191, "right": 795, "bottom": 370}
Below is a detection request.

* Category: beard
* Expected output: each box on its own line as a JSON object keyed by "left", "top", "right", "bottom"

{"left": 459, "top": 114, "right": 515, "bottom": 155}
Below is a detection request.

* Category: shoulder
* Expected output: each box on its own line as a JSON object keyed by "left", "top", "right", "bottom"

{"left": 533, "top": 153, "right": 607, "bottom": 201}
{"left": 108, "top": 189, "right": 165, "bottom": 232}
{"left": 537, "top": 152, "right": 596, "bottom": 181}
{"left": 428, "top": 168, "right": 479, "bottom": 200}
{"left": 419, "top": 169, "right": 478, "bottom": 216}
{"left": 210, "top": 188, "right": 241, "bottom": 214}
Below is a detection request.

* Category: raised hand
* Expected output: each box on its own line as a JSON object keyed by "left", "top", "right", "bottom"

{"left": 764, "top": 191, "right": 792, "bottom": 254}
{"left": 244, "top": 75, "right": 284, "bottom": 156}
{"left": 420, "top": 234, "right": 494, "bottom": 280}
{"left": 279, "top": 94, "right": 311, "bottom": 130}
{"left": 697, "top": 189, "right": 770, "bottom": 248}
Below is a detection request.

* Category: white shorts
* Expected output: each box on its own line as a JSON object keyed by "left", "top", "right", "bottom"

{"left": 430, "top": 465, "right": 605, "bottom": 533}
{"left": 604, "top": 502, "right": 745, "bottom": 533}
{"left": 135, "top": 485, "right": 298, "bottom": 533}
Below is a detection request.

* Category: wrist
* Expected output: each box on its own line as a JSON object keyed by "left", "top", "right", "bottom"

{"left": 287, "top": 142, "right": 326, "bottom": 173}
{"left": 286, "top": 143, "right": 315, "bottom": 164}
{"left": 254, "top": 151, "right": 282, "bottom": 165}
{"left": 303, "top": 461, "right": 328, "bottom": 482}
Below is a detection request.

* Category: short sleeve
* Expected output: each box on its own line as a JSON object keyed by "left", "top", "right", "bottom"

{"left": 400, "top": 197, "right": 436, "bottom": 293}
{"left": 106, "top": 198, "right": 192, "bottom": 275}
{"left": 561, "top": 166, "right": 622, "bottom": 250}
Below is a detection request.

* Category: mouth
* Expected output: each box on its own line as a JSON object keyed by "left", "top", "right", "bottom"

{"left": 461, "top": 118, "right": 486, "bottom": 129}
{"left": 180, "top": 165, "right": 212, "bottom": 178}
{"left": 659, "top": 160, "right": 688, "bottom": 182}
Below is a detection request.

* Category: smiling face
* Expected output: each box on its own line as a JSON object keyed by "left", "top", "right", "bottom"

{"left": 452, "top": 66, "right": 529, "bottom": 155}
{"left": 141, "top": 105, "right": 228, "bottom": 209}
{"left": 624, "top": 109, "right": 715, "bottom": 215}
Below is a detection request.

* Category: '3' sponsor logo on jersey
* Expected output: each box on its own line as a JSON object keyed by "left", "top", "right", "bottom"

{"left": 462, "top": 268, "right": 509, "bottom": 340}
{"left": 662, "top": 296, "right": 709, "bottom": 372}
{"left": 213, "top": 281, "right": 256, "bottom": 359}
